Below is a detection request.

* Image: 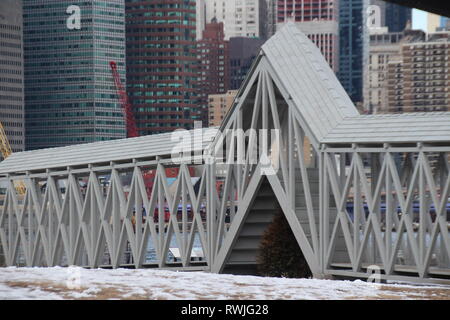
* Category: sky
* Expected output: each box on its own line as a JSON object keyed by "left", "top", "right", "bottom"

{"left": 412, "top": 9, "right": 428, "bottom": 32}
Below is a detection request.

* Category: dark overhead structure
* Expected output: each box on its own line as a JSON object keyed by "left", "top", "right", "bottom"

{"left": 382, "top": 0, "right": 450, "bottom": 18}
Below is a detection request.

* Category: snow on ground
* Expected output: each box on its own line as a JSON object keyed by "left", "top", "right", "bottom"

{"left": 0, "top": 267, "right": 449, "bottom": 300}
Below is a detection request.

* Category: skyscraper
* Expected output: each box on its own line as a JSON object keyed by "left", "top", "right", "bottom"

{"left": 0, "top": 0, "right": 25, "bottom": 153}
{"left": 204, "top": 0, "right": 267, "bottom": 40}
{"left": 338, "top": 0, "right": 369, "bottom": 104}
{"left": 276, "top": 0, "right": 340, "bottom": 72}
{"left": 369, "top": 1, "right": 412, "bottom": 33}
{"left": 229, "top": 37, "right": 265, "bottom": 90}
{"left": 386, "top": 31, "right": 450, "bottom": 113}
{"left": 197, "top": 20, "right": 229, "bottom": 127}
{"left": 384, "top": 2, "right": 411, "bottom": 32}
{"left": 364, "top": 28, "right": 404, "bottom": 114}
{"left": 125, "top": 0, "right": 200, "bottom": 135}
{"left": 23, "top": 0, "right": 126, "bottom": 150}
{"left": 364, "top": 28, "right": 425, "bottom": 114}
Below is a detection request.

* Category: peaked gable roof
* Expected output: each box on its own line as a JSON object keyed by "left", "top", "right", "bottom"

{"left": 225, "top": 22, "right": 450, "bottom": 146}
{"left": 261, "top": 22, "right": 359, "bottom": 142}
{"left": 0, "top": 128, "right": 218, "bottom": 174}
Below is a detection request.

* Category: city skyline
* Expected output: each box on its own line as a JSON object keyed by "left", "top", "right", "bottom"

{"left": 1, "top": 21, "right": 450, "bottom": 288}
{"left": 0, "top": 1, "right": 447, "bottom": 152}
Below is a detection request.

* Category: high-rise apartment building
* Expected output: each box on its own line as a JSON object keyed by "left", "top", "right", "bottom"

{"left": 276, "top": 0, "right": 339, "bottom": 72}
{"left": 0, "top": 0, "right": 25, "bottom": 153}
{"left": 197, "top": 20, "right": 229, "bottom": 127}
{"left": 204, "top": 0, "right": 267, "bottom": 40}
{"left": 386, "top": 31, "right": 450, "bottom": 113}
{"left": 364, "top": 28, "right": 425, "bottom": 114}
{"left": 338, "top": 0, "right": 369, "bottom": 105}
{"left": 365, "top": 28, "right": 404, "bottom": 114}
{"left": 208, "top": 90, "right": 238, "bottom": 127}
{"left": 23, "top": 0, "right": 126, "bottom": 150}
{"left": 364, "top": 1, "right": 412, "bottom": 112}
{"left": 125, "top": 0, "right": 200, "bottom": 135}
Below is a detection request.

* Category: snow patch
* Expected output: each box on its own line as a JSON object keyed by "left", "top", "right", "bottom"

{"left": 0, "top": 267, "right": 448, "bottom": 300}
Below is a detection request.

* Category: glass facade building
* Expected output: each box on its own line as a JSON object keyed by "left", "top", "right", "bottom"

{"left": 338, "top": 0, "right": 368, "bottom": 105}
{"left": 125, "top": 0, "right": 199, "bottom": 135}
{"left": 23, "top": 0, "right": 126, "bottom": 150}
{"left": 0, "top": 0, "right": 25, "bottom": 153}
{"left": 229, "top": 37, "right": 264, "bottom": 90}
{"left": 384, "top": 2, "right": 412, "bottom": 33}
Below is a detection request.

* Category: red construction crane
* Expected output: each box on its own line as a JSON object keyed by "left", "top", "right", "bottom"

{"left": 109, "top": 61, "right": 139, "bottom": 138}
{"left": 110, "top": 62, "right": 196, "bottom": 199}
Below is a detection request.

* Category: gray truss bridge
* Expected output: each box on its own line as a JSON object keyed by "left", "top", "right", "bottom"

{"left": 1, "top": 23, "right": 450, "bottom": 285}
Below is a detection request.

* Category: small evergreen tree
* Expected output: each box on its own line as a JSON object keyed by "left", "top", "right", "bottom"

{"left": 257, "top": 211, "right": 311, "bottom": 278}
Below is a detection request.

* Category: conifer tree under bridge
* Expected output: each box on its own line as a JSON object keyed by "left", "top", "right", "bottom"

{"left": 1, "top": 23, "right": 450, "bottom": 285}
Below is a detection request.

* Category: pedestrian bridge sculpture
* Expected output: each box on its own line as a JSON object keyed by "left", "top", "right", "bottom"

{"left": 1, "top": 23, "right": 449, "bottom": 285}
